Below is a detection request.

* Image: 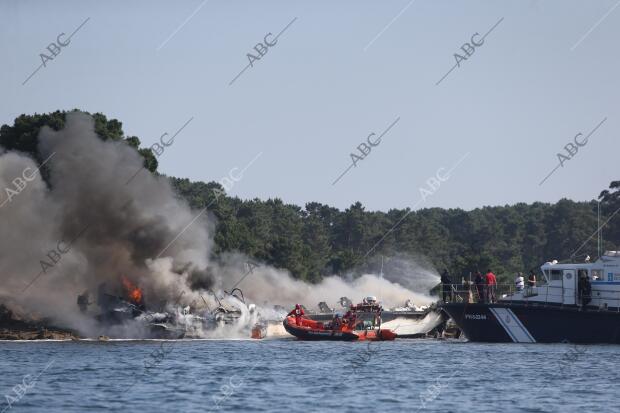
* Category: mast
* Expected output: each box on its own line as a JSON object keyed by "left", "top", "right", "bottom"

{"left": 598, "top": 200, "right": 602, "bottom": 258}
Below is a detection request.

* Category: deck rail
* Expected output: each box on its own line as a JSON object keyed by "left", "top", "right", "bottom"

{"left": 439, "top": 282, "right": 620, "bottom": 312}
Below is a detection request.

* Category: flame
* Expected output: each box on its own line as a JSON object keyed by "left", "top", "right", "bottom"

{"left": 121, "top": 275, "right": 143, "bottom": 304}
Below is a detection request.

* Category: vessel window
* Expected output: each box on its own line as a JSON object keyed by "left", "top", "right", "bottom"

{"left": 592, "top": 269, "right": 603, "bottom": 281}
{"left": 550, "top": 270, "right": 562, "bottom": 281}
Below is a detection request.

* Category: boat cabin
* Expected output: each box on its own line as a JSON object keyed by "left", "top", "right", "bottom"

{"left": 502, "top": 251, "right": 620, "bottom": 309}
{"left": 350, "top": 296, "right": 382, "bottom": 313}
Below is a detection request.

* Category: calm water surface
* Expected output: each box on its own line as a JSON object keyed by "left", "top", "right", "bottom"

{"left": 0, "top": 338, "right": 616, "bottom": 412}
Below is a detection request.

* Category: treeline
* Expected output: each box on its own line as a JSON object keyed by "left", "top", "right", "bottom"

{"left": 171, "top": 178, "right": 620, "bottom": 283}
{"left": 2, "top": 111, "right": 619, "bottom": 283}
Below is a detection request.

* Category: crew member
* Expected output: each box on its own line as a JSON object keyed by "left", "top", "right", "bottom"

{"left": 578, "top": 273, "right": 592, "bottom": 307}
{"left": 374, "top": 309, "right": 382, "bottom": 329}
{"left": 332, "top": 314, "right": 342, "bottom": 330}
{"left": 583, "top": 275, "right": 592, "bottom": 307}
{"left": 515, "top": 273, "right": 525, "bottom": 292}
{"left": 474, "top": 271, "right": 485, "bottom": 303}
{"left": 288, "top": 304, "right": 305, "bottom": 325}
{"left": 441, "top": 269, "right": 452, "bottom": 303}
{"left": 348, "top": 312, "right": 357, "bottom": 330}
{"left": 343, "top": 310, "right": 352, "bottom": 325}
{"left": 485, "top": 269, "right": 497, "bottom": 303}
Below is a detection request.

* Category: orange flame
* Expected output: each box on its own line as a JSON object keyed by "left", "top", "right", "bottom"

{"left": 121, "top": 275, "right": 143, "bottom": 304}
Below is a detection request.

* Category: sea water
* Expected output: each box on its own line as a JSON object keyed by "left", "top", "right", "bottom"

{"left": 0, "top": 339, "right": 615, "bottom": 412}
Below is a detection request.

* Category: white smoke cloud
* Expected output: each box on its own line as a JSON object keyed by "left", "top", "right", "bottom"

{"left": 0, "top": 112, "right": 439, "bottom": 338}
{"left": 212, "top": 252, "right": 438, "bottom": 311}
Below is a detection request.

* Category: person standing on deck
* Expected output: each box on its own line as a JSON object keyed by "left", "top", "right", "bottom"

{"left": 374, "top": 308, "right": 382, "bottom": 329}
{"left": 343, "top": 310, "right": 351, "bottom": 325}
{"left": 515, "top": 273, "right": 525, "bottom": 291}
{"left": 441, "top": 269, "right": 452, "bottom": 303}
{"left": 474, "top": 271, "right": 485, "bottom": 303}
{"left": 348, "top": 312, "right": 358, "bottom": 330}
{"left": 583, "top": 276, "right": 592, "bottom": 306}
{"left": 578, "top": 272, "right": 592, "bottom": 307}
{"left": 527, "top": 271, "right": 537, "bottom": 287}
{"left": 332, "top": 314, "right": 342, "bottom": 330}
{"left": 485, "top": 270, "right": 497, "bottom": 303}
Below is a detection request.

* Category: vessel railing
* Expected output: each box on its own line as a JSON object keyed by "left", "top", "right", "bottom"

{"left": 439, "top": 281, "right": 563, "bottom": 304}
{"left": 440, "top": 282, "right": 620, "bottom": 311}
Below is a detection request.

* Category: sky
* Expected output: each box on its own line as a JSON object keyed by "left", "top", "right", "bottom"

{"left": 2, "top": 0, "right": 619, "bottom": 212}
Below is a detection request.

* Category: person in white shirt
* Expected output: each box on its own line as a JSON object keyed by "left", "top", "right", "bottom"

{"left": 515, "top": 272, "right": 525, "bottom": 291}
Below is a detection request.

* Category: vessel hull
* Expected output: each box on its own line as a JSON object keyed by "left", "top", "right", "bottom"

{"left": 441, "top": 302, "right": 620, "bottom": 344}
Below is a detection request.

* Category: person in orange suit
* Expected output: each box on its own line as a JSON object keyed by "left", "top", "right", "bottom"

{"left": 287, "top": 304, "right": 305, "bottom": 325}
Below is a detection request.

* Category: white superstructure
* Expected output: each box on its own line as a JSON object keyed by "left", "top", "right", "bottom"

{"left": 500, "top": 251, "right": 620, "bottom": 308}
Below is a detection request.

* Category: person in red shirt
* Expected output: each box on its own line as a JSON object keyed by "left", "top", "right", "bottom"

{"left": 287, "top": 304, "right": 305, "bottom": 325}
{"left": 485, "top": 270, "right": 497, "bottom": 303}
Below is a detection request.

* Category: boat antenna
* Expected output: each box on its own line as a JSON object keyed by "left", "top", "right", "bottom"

{"left": 598, "top": 199, "right": 602, "bottom": 258}
{"left": 199, "top": 294, "right": 212, "bottom": 312}
{"left": 209, "top": 289, "right": 223, "bottom": 307}
{"left": 231, "top": 261, "right": 258, "bottom": 290}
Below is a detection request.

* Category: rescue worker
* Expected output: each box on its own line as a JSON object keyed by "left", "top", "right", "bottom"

{"left": 342, "top": 310, "right": 352, "bottom": 325}
{"left": 348, "top": 312, "right": 357, "bottom": 330}
{"left": 515, "top": 273, "right": 525, "bottom": 292}
{"left": 474, "top": 271, "right": 485, "bottom": 303}
{"left": 332, "top": 314, "right": 342, "bottom": 330}
{"left": 485, "top": 269, "right": 497, "bottom": 303}
{"left": 441, "top": 269, "right": 452, "bottom": 303}
{"left": 287, "top": 304, "right": 305, "bottom": 326}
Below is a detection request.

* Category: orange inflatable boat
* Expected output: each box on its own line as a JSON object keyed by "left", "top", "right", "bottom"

{"left": 283, "top": 316, "right": 397, "bottom": 341}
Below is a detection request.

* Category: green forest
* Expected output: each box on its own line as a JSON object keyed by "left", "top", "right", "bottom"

{"left": 2, "top": 110, "right": 619, "bottom": 284}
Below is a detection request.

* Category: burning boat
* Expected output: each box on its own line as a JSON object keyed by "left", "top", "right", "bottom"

{"left": 78, "top": 276, "right": 255, "bottom": 339}
{"left": 0, "top": 112, "right": 451, "bottom": 341}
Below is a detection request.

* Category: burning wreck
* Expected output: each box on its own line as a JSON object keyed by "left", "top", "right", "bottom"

{"left": 0, "top": 112, "right": 442, "bottom": 340}
{"left": 75, "top": 276, "right": 262, "bottom": 339}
